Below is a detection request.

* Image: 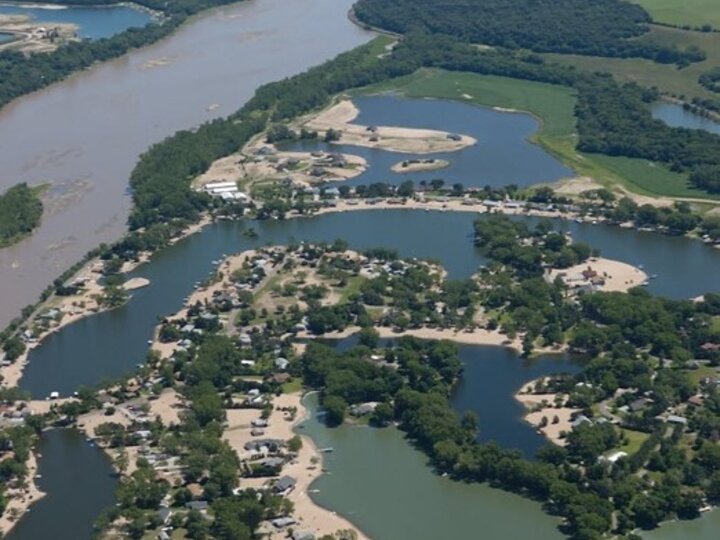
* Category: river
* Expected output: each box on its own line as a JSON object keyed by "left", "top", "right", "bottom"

{"left": 0, "top": 2, "right": 151, "bottom": 39}
{"left": 5, "top": 429, "right": 117, "bottom": 540}
{"left": 20, "top": 210, "right": 720, "bottom": 398}
{"left": 0, "top": 0, "right": 374, "bottom": 330}
{"left": 282, "top": 94, "right": 573, "bottom": 188}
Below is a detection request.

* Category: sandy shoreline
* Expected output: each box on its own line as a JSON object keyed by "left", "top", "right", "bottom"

{"left": 515, "top": 378, "right": 578, "bottom": 446}
{"left": 547, "top": 257, "right": 648, "bottom": 293}
{"left": 301, "top": 99, "right": 476, "bottom": 154}
{"left": 0, "top": 451, "right": 46, "bottom": 536}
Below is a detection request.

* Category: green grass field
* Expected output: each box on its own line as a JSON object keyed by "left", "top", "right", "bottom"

{"left": 546, "top": 26, "right": 720, "bottom": 105}
{"left": 356, "top": 69, "right": 715, "bottom": 200}
{"left": 618, "top": 429, "right": 650, "bottom": 455}
{"left": 634, "top": 0, "right": 720, "bottom": 29}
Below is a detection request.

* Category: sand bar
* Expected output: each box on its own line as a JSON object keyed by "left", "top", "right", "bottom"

{"left": 302, "top": 100, "right": 476, "bottom": 154}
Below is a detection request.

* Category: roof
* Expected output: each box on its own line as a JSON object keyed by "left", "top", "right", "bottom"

{"left": 274, "top": 475, "right": 297, "bottom": 492}
{"left": 185, "top": 501, "right": 209, "bottom": 511}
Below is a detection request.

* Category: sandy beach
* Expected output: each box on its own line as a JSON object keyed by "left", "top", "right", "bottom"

{"left": 515, "top": 379, "right": 578, "bottom": 446}
{"left": 301, "top": 100, "right": 476, "bottom": 154}
{"left": 0, "top": 451, "right": 46, "bottom": 536}
{"left": 224, "top": 392, "right": 369, "bottom": 539}
{"left": 193, "top": 149, "right": 368, "bottom": 191}
{"left": 547, "top": 257, "right": 648, "bottom": 293}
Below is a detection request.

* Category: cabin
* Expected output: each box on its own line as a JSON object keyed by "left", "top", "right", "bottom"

{"left": 446, "top": 133, "right": 462, "bottom": 141}
{"left": 274, "top": 475, "right": 297, "bottom": 494}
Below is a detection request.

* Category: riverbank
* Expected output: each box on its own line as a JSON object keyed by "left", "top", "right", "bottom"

{"left": 0, "top": 451, "right": 45, "bottom": 536}
{"left": 299, "top": 99, "right": 476, "bottom": 154}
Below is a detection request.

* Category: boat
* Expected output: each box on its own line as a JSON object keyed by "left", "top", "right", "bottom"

{"left": 318, "top": 447, "right": 334, "bottom": 453}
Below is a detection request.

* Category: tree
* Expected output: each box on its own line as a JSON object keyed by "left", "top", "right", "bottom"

{"left": 323, "top": 395, "right": 348, "bottom": 427}
{"left": 287, "top": 435, "right": 303, "bottom": 453}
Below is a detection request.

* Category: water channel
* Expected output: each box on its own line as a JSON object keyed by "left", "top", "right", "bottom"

{"left": 0, "top": 2, "right": 152, "bottom": 39}
{"left": 282, "top": 94, "right": 573, "bottom": 189}
{"left": 0, "top": 0, "right": 374, "bottom": 329}
{"left": 21, "top": 210, "right": 720, "bottom": 398}
{"left": 5, "top": 429, "right": 117, "bottom": 540}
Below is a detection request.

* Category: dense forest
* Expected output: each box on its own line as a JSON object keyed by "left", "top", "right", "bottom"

{"left": 0, "top": 0, "right": 238, "bottom": 110}
{"left": 353, "top": 0, "right": 703, "bottom": 63}
{"left": 0, "top": 183, "right": 43, "bottom": 248}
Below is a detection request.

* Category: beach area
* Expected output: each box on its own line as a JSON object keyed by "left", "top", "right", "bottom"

{"left": 0, "top": 450, "right": 45, "bottom": 536}
{"left": 300, "top": 99, "right": 476, "bottom": 154}
{"left": 547, "top": 257, "right": 648, "bottom": 293}
{"left": 515, "top": 379, "right": 579, "bottom": 446}
{"left": 226, "top": 392, "right": 370, "bottom": 540}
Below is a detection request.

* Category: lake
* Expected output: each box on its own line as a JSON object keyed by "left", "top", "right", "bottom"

{"left": 5, "top": 429, "right": 117, "bottom": 540}
{"left": 0, "top": 2, "right": 152, "bottom": 39}
{"left": 0, "top": 0, "right": 374, "bottom": 330}
{"left": 282, "top": 95, "right": 573, "bottom": 189}
{"left": 19, "top": 210, "right": 720, "bottom": 398}
{"left": 651, "top": 102, "right": 720, "bottom": 136}
{"left": 299, "top": 393, "right": 565, "bottom": 540}
{"left": 324, "top": 333, "right": 584, "bottom": 457}
{"left": 0, "top": 30, "right": 15, "bottom": 42}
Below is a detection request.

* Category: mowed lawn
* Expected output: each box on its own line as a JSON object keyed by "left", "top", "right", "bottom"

{"left": 356, "top": 69, "right": 715, "bottom": 199}
{"left": 633, "top": 0, "right": 720, "bottom": 29}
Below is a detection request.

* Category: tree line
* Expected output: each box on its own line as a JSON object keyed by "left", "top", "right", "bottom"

{"left": 353, "top": 0, "right": 704, "bottom": 63}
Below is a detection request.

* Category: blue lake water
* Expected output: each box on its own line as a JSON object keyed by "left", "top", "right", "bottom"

{"left": 282, "top": 95, "right": 573, "bottom": 188}
{"left": 0, "top": 31, "right": 15, "bottom": 43}
{"left": 19, "top": 210, "right": 720, "bottom": 398}
{"left": 652, "top": 102, "right": 720, "bottom": 135}
{"left": 325, "top": 334, "right": 583, "bottom": 457}
{"left": 0, "top": 3, "right": 152, "bottom": 40}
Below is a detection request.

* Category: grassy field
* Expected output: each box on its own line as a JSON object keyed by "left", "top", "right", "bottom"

{"left": 633, "top": 0, "right": 720, "bottom": 29}
{"left": 545, "top": 26, "right": 720, "bottom": 104}
{"left": 618, "top": 429, "right": 650, "bottom": 455}
{"left": 356, "top": 69, "right": 715, "bottom": 200}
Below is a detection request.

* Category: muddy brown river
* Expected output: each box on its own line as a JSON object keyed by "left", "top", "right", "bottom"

{"left": 0, "top": 0, "right": 372, "bottom": 328}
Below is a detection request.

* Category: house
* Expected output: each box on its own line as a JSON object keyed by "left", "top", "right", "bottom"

{"left": 601, "top": 451, "right": 628, "bottom": 464}
{"left": 688, "top": 395, "right": 705, "bottom": 407}
{"left": 292, "top": 531, "right": 315, "bottom": 540}
{"left": 274, "top": 475, "right": 297, "bottom": 494}
{"left": 272, "top": 373, "right": 291, "bottom": 384}
{"left": 158, "top": 531, "right": 171, "bottom": 540}
{"left": 350, "top": 402, "right": 379, "bottom": 416}
{"left": 666, "top": 415, "right": 688, "bottom": 426}
{"left": 185, "top": 501, "right": 209, "bottom": 511}
{"left": 446, "top": 133, "right": 462, "bottom": 141}
{"left": 275, "top": 357, "right": 290, "bottom": 370}
{"left": 251, "top": 428, "right": 265, "bottom": 436}
{"left": 251, "top": 419, "right": 268, "bottom": 428}
{"left": 272, "top": 517, "right": 297, "bottom": 528}
{"left": 571, "top": 415, "right": 592, "bottom": 428}
{"left": 629, "top": 397, "right": 650, "bottom": 413}
{"left": 238, "top": 334, "right": 252, "bottom": 346}
{"left": 157, "top": 508, "right": 173, "bottom": 525}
